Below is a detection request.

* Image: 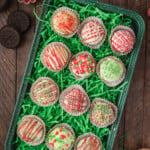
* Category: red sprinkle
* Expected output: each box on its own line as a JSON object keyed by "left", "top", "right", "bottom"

{"left": 60, "top": 135, "right": 66, "bottom": 140}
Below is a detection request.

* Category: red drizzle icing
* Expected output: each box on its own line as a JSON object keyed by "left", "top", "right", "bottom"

{"left": 54, "top": 10, "right": 78, "bottom": 34}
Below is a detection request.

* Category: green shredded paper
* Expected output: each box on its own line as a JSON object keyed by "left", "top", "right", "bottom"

{"left": 13, "top": 0, "right": 133, "bottom": 149}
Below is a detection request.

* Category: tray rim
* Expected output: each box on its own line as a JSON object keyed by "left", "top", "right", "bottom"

{"left": 4, "top": 0, "right": 145, "bottom": 150}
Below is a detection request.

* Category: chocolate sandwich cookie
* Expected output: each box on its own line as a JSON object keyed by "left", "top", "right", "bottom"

{"left": 0, "top": 0, "right": 8, "bottom": 12}
{"left": 7, "top": 10, "right": 30, "bottom": 33}
{"left": 0, "top": 25, "right": 20, "bottom": 49}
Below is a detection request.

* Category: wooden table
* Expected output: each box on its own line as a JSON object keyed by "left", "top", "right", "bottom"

{"left": 0, "top": 0, "right": 150, "bottom": 149}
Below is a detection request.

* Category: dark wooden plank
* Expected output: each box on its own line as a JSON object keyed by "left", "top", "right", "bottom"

{"left": 0, "top": 0, "right": 17, "bottom": 148}
{"left": 16, "top": 3, "right": 36, "bottom": 94}
{"left": 142, "top": 1, "right": 150, "bottom": 148}
{"left": 124, "top": 0, "right": 147, "bottom": 149}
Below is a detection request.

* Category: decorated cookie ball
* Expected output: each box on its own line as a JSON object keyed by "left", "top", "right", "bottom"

{"left": 17, "top": 115, "right": 45, "bottom": 146}
{"left": 46, "top": 123, "right": 75, "bottom": 150}
{"left": 109, "top": 26, "right": 136, "bottom": 55}
{"left": 77, "top": 17, "right": 107, "bottom": 49}
{"left": 90, "top": 98, "right": 118, "bottom": 128}
{"left": 96, "top": 56, "right": 126, "bottom": 87}
{"left": 69, "top": 51, "right": 96, "bottom": 80}
{"left": 74, "top": 133, "right": 103, "bottom": 150}
{"left": 40, "top": 42, "right": 71, "bottom": 72}
{"left": 59, "top": 84, "right": 90, "bottom": 116}
{"left": 51, "top": 7, "right": 80, "bottom": 38}
{"left": 30, "top": 77, "right": 59, "bottom": 107}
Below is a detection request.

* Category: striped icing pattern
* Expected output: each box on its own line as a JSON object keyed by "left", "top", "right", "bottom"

{"left": 91, "top": 102, "right": 115, "bottom": 126}
{"left": 81, "top": 21, "right": 105, "bottom": 45}
{"left": 111, "top": 30, "right": 135, "bottom": 53}
{"left": 44, "top": 45, "right": 69, "bottom": 71}
{"left": 70, "top": 54, "right": 95, "bottom": 78}
{"left": 18, "top": 118, "right": 44, "bottom": 143}
{"left": 64, "top": 89, "right": 88, "bottom": 113}
{"left": 48, "top": 127, "right": 75, "bottom": 150}
{"left": 53, "top": 10, "right": 78, "bottom": 35}
{"left": 32, "top": 79, "right": 58, "bottom": 105}
{"left": 77, "top": 136, "right": 101, "bottom": 150}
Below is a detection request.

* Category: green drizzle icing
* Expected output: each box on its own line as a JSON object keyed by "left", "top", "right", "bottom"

{"left": 100, "top": 58, "right": 123, "bottom": 82}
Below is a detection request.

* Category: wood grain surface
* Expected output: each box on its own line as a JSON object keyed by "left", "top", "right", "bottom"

{"left": 0, "top": 0, "right": 149, "bottom": 149}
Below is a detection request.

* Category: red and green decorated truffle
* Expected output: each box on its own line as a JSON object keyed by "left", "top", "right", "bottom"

{"left": 30, "top": 77, "right": 59, "bottom": 107}
{"left": 40, "top": 42, "right": 71, "bottom": 72}
{"left": 90, "top": 98, "right": 118, "bottom": 128}
{"left": 17, "top": 115, "right": 45, "bottom": 146}
{"left": 46, "top": 124, "right": 75, "bottom": 150}
{"left": 75, "top": 133, "right": 103, "bottom": 150}
{"left": 78, "top": 17, "right": 107, "bottom": 49}
{"left": 109, "top": 26, "right": 135, "bottom": 55}
{"left": 69, "top": 52, "right": 96, "bottom": 80}
{"left": 96, "top": 56, "right": 126, "bottom": 87}
{"left": 59, "top": 85, "right": 90, "bottom": 116}
{"left": 51, "top": 7, "right": 80, "bottom": 38}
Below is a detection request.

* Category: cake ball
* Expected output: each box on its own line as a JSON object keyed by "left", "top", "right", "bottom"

{"left": 69, "top": 51, "right": 96, "bottom": 80}
{"left": 109, "top": 25, "right": 136, "bottom": 55}
{"left": 74, "top": 133, "right": 103, "bottom": 150}
{"left": 30, "top": 77, "right": 59, "bottom": 107}
{"left": 89, "top": 98, "right": 118, "bottom": 128}
{"left": 46, "top": 123, "right": 75, "bottom": 150}
{"left": 77, "top": 17, "right": 107, "bottom": 49}
{"left": 17, "top": 115, "right": 45, "bottom": 146}
{"left": 96, "top": 56, "right": 126, "bottom": 87}
{"left": 59, "top": 84, "right": 90, "bottom": 116}
{"left": 51, "top": 7, "right": 80, "bottom": 38}
{"left": 40, "top": 42, "right": 71, "bottom": 72}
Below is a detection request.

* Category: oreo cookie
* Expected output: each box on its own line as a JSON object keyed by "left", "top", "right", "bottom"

{"left": 0, "top": 25, "right": 20, "bottom": 49}
{"left": 7, "top": 10, "right": 30, "bottom": 33}
{"left": 0, "top": 0, "right": 8, "bottom": 12}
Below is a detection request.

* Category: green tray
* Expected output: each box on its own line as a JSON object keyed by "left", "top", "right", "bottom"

{"left": 5, "top": 0, "right": 145, "bottom": 150}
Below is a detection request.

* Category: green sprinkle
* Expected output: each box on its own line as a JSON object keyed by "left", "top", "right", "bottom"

{"left": 76, "top": 56, "right": 78, "bottom": 59}
{"left": 79, "top": 61, "right": 83, "bottom": 65}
